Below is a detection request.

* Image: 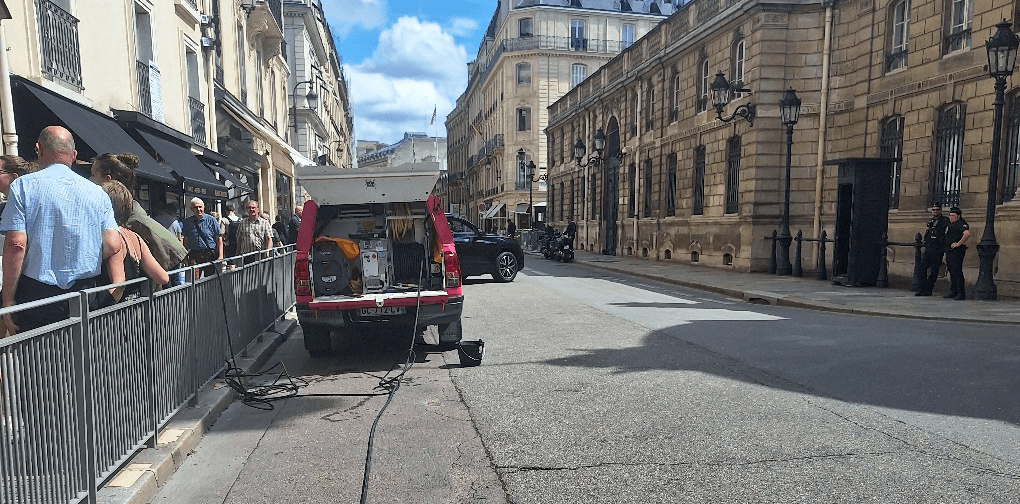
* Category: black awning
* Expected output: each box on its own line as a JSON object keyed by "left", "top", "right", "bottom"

{"left": 21, "top": 84, "right": 177, "bottom": 185}
{"left": 205, "top": 163, "right": 252, "bottom": 193}
{"left": 137, "top": 131, "right": 228, "bottom": 200}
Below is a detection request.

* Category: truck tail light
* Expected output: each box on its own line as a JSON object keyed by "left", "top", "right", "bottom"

{"left": 295, "top": 257, "right": 312, "bottom": 297}
{"left": 443, "top": 251, "right": 461, "bottom": 289}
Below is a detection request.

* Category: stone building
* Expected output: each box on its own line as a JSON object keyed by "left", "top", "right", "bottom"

{"left": 357, "top": 132, "right": 447, "bottom": 168}
{"left": 547, "top": 0, "right": 1020, "bottom": 297}
{"left": 443, "top": 0, "right": 675, "bottom": 230}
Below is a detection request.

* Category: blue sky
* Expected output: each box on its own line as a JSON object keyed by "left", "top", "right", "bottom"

{"left": 321, "top": 0, "right": 496, "bottom": 145}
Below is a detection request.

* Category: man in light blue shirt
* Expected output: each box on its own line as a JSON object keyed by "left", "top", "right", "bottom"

{"left": 0, "top": 126, "right": 121, "bottom": 334}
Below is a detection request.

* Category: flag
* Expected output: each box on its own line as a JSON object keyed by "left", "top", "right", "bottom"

{"left": 430, "top": 106, "right": 437, "bottom": 125}
{"left": 471, "top": 121, "right": 483, "bottom": 138}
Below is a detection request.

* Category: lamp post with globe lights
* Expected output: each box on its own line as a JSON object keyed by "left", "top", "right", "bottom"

{"left": 776, "top": 88, "right": 802, "bottom": 276}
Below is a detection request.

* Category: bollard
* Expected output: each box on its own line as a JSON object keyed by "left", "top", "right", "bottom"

{"left": 910, "top": 233, "right": 924, "bottom": 292}
{"left": 769, "top": 230, "right": 778, "bottom": 274}
{"left": 816, "top": 230, "right": 828, "bottom": 281}
{"left": 793, "top": 230, "right": 803, "bottom": 277}
{"left": 877, "top": 233, "right": 889, "bottom": 288}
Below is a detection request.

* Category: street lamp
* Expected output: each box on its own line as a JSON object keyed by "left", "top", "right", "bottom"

{"left": 290, "top": 79, "right": 318, "bottom": 129}
{"left": 776, "top": 87, "right": 802, "bottom": 276}
{"left": 974, "top": 20, "right": 1020, "bottom": 300}
{"left": 710, "top": 72, "right": 756, "bottom": 125}
{"left": 574, "top": 128, "right": 607, "bottom": 167}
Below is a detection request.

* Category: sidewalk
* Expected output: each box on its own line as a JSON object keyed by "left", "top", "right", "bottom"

{"left": 554, "top": 249, "right": 1020, "bottom": 326}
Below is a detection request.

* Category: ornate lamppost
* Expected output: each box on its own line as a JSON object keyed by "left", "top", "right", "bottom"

{"left": 975, "top": 20, "right": 1020, "bottom": 300}
{"left": 574, "top": 128, "right": 607, "bottom": 167}
{"left": 777, "top": 88, "right": 802, "bottom": 276}
{"left": 291, "top": 79, "right": 318, "bottom": 130}
{"left": 525, "top": 160, "right": 545, "bottom": 227}
{"left": 710, "top": 72, "right": 756, "bottom": 125}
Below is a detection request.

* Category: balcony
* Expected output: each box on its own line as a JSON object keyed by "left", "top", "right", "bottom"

{"left": 38, "top": 0, "right": 83, "bottom": 88}
{"left": 189, "top": 97, "right": 207, "bottom": 146}
{"left": 136, "top": 60, "right": 152, "bottom": 117}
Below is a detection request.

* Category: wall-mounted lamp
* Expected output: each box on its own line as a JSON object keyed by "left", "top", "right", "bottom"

{"left": 240, "top": 0, "right": 257, "bottom": 17}
{"left": 710, "top": 72, "right": 756, "bottom": 125}
{"left": 574, "top": 128, "right": 608, "bottom": 168}
{"left": 291, "top": 80, "right": 318, "bottom": 128}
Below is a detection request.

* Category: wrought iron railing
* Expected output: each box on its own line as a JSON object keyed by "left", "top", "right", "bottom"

{"left": 886, "top": 49, "right": 908, "bottom": 71}
{"left": 189, "top": 97, "right": 207, "bottom": 146}
{"left": 38, "top": 0, "right": 83, "bottom": 88}
{"left": 944, "top": 28, "right": 971, "bottom": 53}
{"left": 268, "top": 0, "right": 283, "bottom": 30}
{"left": 136, "top": 60, "right": 152, "bottom": 117}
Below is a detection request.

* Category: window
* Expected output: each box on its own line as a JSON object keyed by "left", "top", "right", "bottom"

{"left": 631, "top": 91, "right": 639, "bottom": 136}
{"left": 888, "top": 0, "right": 910, "bottom": 70}
{"left": 726, "top": 136, "right": 741, "bottom": 214}
{"left": 622, "top": 24, "right": 635, "bottom": 49}
{"left": 559, "top": 183, "right": 565, "bottom": 221}
{"left": 643, "top": 159, "right": 652, "bottom": 217}
{"left": 645, "top": 82, "right": 655, "bottom": 130}
{"left": 693, "top": 146, "right": 706, "bottom": 215}
{"left": 571, "top": 64, "right": 587, "bottom": 88}
{"left": 697, "top": 59, "right": 709, "bottom": 113}
{"left": 666, "top": 153, "right": 677, "bottom": 216}
{"left": 571, "top": 20, "right": 586, "bottom": 51}
{"left": 590, "top": 172, "right": 597, "bottom": 217}
{"left": 517, "top": 108, "right": 531, "bottom": 131}
{"left": 270, "top": 69, "right": 277, "bottom": 129}
{"left": 237, "top": 24, "right": 247, "bottom": 105}
{"left": 732, "top": 40, "right": 745, "bottom": 94}
{"left": 519, "top": 17, "right": 533, "bottom": 37}
{"left": 1004, "top": 93, "right": 1020, "bottom": 202}
{"left": 670, "top": 73, "right": 680, "bottom": 122}
{"left": 628, "top": 163, "right": 636, "bottom": 217}
{"left": 931, "top": 103, "right": 965, "bottom": 207}
{"left": 256, "top": 45, "right": 264, "bottom": 117}
{"left": 945, "top": 0, "right": 972, "bottom": 53}
{"left": 550, "top": 186, "right": 556, "bottom": 221}
{"left": 880, "top": 116, "right": 904, "bottom": 209}
{"left": 134, "top": 4, "right": 157, "bottom": 118}
{"left": 517, "top": 63, "right": 531, "bottom": 85}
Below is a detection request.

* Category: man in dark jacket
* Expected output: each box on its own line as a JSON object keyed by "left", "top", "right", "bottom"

{"left": 287, "top": 205, "right": 302, "bottom": 245}
{"left": 915, "top": 205, "right": 950, "bottom": 296}
{"left": 943, "top": 206, "right": 970, "bottom": 300}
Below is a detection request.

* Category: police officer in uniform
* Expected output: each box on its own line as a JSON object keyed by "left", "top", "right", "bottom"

{"left": 916, "top": 205, "right": 950, "bottom": 296}
{"left": 943, "top": 206, "right": 970, "bottom": 300}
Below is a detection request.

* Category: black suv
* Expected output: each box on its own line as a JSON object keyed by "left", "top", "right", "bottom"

{"left": 446, "top": 215, "right": 525, "bottom": 282}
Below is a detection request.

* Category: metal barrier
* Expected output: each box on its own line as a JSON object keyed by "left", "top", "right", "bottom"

{"left": 0, "top": 247, "right": 295, "bottom": 504}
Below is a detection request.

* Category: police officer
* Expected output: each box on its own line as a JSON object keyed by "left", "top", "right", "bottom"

{"left": 943, "top": 206, "right": 970, "bottom": 300}
{"left": 915, "top": 205, "right": 950, "bottom": 296}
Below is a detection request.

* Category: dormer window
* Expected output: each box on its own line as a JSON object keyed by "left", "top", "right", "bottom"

{"left": 519, "top": 17, "right": 533, "bottom": 37}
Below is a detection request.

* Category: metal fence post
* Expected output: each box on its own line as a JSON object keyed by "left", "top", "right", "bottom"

{"left": 793, "top": 230, "right": 803, "bottom": 277}
{"left": 143, "top": 279, "right": 157, "bottom": 448}
{"left": 816, "top": 230, "right": 828, "bottom": 281}
{"left": 877, "top": 233, "right": 889, "bottom": 288}
{"left": 768, "top": 230, "right": 778, "bottom": 274}
{"left": 187, "top": 266, "right": 199, "bottom": 408}
{"left": 910, "top": 232, "right": 925, "bottom": 292}
{"left": 72, "top": 292, "right": 98, "bottom": 503}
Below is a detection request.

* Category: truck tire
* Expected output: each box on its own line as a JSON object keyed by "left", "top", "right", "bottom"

{"left": 494, "top": 251, "right": 518, "bottom": 282}
{"left": 302, "top": 323, "right": 333, "bottom": 357}
{"left": 437, "top": 319, "right": 463, "bottom": 350}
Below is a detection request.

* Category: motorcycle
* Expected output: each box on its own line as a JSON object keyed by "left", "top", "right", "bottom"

{"left": 540, "top": 228, "right": 559, "bottom": 260}
{"left": 552, "top": 233, "right": 574, "bottom": 263}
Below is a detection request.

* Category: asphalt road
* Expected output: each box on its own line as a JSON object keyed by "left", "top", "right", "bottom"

{"left": 154, "top": 259, "right": 1020, "bottom": 503}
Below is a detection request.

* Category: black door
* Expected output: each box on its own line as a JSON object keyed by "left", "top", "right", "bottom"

{"left": 602, "top": 118, "right": 621, "bottom": 255}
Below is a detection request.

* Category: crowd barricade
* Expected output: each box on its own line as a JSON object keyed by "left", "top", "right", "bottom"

{"left": 0, "top": 246, "right": 295, "bottom": 504}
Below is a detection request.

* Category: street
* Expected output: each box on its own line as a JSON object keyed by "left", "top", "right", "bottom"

{"left": 153, "top": 259, "right": 1020, "bottom": 503}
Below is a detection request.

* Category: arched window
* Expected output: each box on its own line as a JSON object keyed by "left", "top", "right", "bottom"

{"left": 645, "top": 81, "right": 655, "bottom": 130}
{"left": 1003, "top": 92, "right": 1020, "bottom": 202}
{"left": 888, "top": 0, "right": 910, "bottom": 71}
{"left": 931, "top": 103, "right": 965, "bottom": 207}
{"left": 693, "top": 146, "right": 706, "bottom": 215}
{"left": 697, "top": 58, "right": 709, "bottom": 113}
{"left": 666, "top": 153, "right": 677, "bottom": 216}
{"left": 726, "top": 136, "right": 741, "bottom": 214}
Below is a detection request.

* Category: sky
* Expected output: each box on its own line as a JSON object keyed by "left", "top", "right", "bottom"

{"left": 320, "top": 0, "right": 496, "bottom": 146}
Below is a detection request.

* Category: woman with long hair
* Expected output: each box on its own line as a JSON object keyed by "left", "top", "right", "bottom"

{"left": 99, "top": 180, "right": 169, "bottom": 305}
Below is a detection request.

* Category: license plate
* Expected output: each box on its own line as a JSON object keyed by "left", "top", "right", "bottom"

{"left": 359, "top": 306, "right": 405, "bottom": 316}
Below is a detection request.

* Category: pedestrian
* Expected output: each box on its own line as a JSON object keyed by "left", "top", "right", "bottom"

{"left": 507, "top": 219, "right": 516, "bottom": 239}
{"left": 223, "top": 204, "right": 240, "bottom": 261}
{"left": 564, "top": 216, "right": 576, "bottom": 240}
{"left": 0, "top": 126, "right": 121, "bottom": 334}
{"left": 287, "top": 205, "right": 302, "bottom": 245}
{"left": 915, "top": 205, "right": 950, "bottom": 296}
{"left": 943, "top": 206, "right": 970, "bottom": 300}
{"left": 96, "top": 180, "right": 169, "bottom": 307}
{"left": 90, "top": 152, "right": 189, "bottom": 276}
{"left": 0, "top": 155, "right": 32, "bottom": 331}
{"left": 236, "top": 201, "right": 273, "bottom": 263}
{"left": 272, "top": 214, "right": 289, "bottom": 246}
{"left": 181, "top": 197, "right": 222, "bottom": 278}
{"left": 152, "top": 201, "right": 176, "bottom": 230}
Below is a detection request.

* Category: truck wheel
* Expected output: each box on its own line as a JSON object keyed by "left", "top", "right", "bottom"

{"left": 494, "top": 252, "right": 518, "bottom": 282}
{"left": 437, "top": 319, "right": 463, "bottom": 350}
{"left": 302, "top": 323, "right": 333, "bottom": 357}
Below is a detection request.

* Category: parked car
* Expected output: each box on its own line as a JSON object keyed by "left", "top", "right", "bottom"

{"left": 293, "top": 162, "right": 467, "bottom": 359}
{"left": 446, "top": 215, "right": 525, "bottom": 282}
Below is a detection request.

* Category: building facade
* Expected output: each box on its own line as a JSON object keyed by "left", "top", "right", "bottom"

{"left": 443, "top": 0, "right": 674, "bottom": 229}
{"left": 547, "top": 0, "right": 1020, "bottom": 297}
{"left": 357, "top": 132, "right": 447, "bottom": 168}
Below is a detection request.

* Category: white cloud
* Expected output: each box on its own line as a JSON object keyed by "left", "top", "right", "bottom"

{"left": 447, "top": 17, "right": 479, "bottom": 37}
{"left": 349, "top": 17, "right": 468, "bottom": 144}
{"left": 322, "top": 0, "right": 387, "bottom": 39}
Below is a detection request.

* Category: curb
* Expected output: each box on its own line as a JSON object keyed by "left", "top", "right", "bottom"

{"left": 96, "top": 318, "right": 297, "bottom": 504}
